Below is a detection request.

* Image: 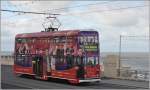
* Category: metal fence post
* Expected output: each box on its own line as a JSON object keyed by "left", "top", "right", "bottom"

{"left": 118, "top": 35, "right": 122, "bottom": 77}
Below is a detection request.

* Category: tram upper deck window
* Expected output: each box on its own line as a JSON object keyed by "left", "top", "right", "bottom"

{"left": 53, "top": 36, "right": 66, "bottom": 43}
{"left": 16, "top": 38, "right": 31, "bottom": 44}
{"left": 16, "top": 38, "right": 22, "bottom": 43}
{"left": 16, "top": 38, "right": 31, "bottom": 54}
{"left": 16, "top": 38, "right": 25, "bottom": 43}
{"left": 67, "top": 37, "right": 74, "bottom": 43}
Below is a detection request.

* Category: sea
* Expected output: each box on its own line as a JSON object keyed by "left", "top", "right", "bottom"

{"left": 100, "top": 52, "right": 149, "bottom": 71}
{"left": 121, "top": 59, "right": 149, "bottom": 71}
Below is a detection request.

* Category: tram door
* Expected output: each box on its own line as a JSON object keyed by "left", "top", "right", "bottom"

{"left": 76, "top": 56, "right": 84, "bottom": 79}
{"left": 32, "top": 56, "right": 43, "bottom": 76}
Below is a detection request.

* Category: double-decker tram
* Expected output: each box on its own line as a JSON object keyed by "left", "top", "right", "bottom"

{"left": 14, "top": 30, "right": 101, "bottom": 84}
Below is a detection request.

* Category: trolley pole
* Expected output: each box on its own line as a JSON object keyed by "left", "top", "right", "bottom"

{"left": 118, "top": 35, "right": 122, "bottom": 77}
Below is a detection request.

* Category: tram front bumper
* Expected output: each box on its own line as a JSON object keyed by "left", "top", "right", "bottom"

{"left": 79, "top": 78, "right": 101, "bottom": 83}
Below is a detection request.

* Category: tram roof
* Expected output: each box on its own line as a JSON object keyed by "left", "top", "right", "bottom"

{"left": 15, "top": 29, "right": 98, "bottom": 38}
{"left": 15, "top": 30, "right": 80, "bottom": 38}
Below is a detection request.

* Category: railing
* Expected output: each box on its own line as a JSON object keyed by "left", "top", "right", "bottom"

{"left": 119, "top": 69, "right": 149, "bottom": 81}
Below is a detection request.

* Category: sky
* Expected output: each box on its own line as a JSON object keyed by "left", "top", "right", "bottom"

{"left": 1, "top": 1, "right": 149, "bottom": 52}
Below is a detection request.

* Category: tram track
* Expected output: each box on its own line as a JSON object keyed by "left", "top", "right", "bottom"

{"left": 1, "top": 65, "right": 148, "bottom": 89}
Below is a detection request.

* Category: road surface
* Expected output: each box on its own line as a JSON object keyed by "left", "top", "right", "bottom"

{"left": 1, "top": 65, "right": 149, "bottom": 89}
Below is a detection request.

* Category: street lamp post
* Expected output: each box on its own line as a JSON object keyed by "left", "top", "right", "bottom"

{"left": 118, "top": 35, "right": 122, "bottom": 77}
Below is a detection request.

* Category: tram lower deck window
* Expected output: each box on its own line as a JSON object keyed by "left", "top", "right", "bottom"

{"left": 86, "top": 56, "right": 98, "bottom": 66}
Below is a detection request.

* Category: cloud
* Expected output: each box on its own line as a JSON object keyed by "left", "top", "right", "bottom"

{"left": 9, "top": 1, "right": 72, "bottom": 13}
{"left": 74, "top": 4, "right": 148, "bottom": 32}
{"left": 1, "top": 1, "right": 73, "bottom": 51}
{"left": 1, "top": 1, "right": 149, "bottom": 52}
{"left": 68, "top": 3, "right": 149, "bottom": 52}
{"left": 82, "top": 9, "right": 145, "bottom": 27}
{"left": 106, "top": 12, "right": 139, "bottom": 27}
{"left": 3, "top": 1, "right": 73, "bottom": 33}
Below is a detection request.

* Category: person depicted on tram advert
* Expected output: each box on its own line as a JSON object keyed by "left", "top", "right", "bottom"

{"left": 17, "top": 39, "right": 30, "bottom": 54}
{"left": 51, "top": 45, "right": 57, "bottom": 70}
{"left": 66, "top": 45, "right": 74, "bottom": 69}
{"left": 45, "top": 49, "right": 51, "bottom": 73}
{"left": 55, "top": 45, "right": 65, "bottom": 70}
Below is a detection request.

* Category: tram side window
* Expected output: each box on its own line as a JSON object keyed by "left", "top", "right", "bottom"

{"left": 52, "top": 36, "right": 77, "bottom": 70}
{"left": 95, "top": 57, "right": 99, "bottom": 65}
{"left": 55, "top": 47, "right": 72, "bottom": 70}
{"left": 53, "top": 37, "right": 65, "bottom": 70}
{"left": 75, "top": 56, "right": 84, "bottom": 66}
{"left": 87, "top": 57, "right": 98, "bottom": 66}
{"left": 53, "top": 37, "right": 66, "bottom": 70}
{"left": 15, "top": 55, "right": 32, "bottom": 67}
{"left": 76, "top": 56, "right": 81, "bottom": 65}
{"left": 87, "top": 57, "right": 93, "bottom": 66}
{"left": 16, "top": 38, "right": 30, "bottom": 54}
{"left": 53, "top": 36, "right": 66, "bottom": 44}
{"left": 60, "top": 37, "right": 66, "bottom": 43}
{"left": 15, "top": 55, "right": 23, "bottom": 65}
{"left": 15, "top": 38, "right": 32, "bottom": 67}
{"left": 16, "top": 38, "right": 22, "bottom": 43}
{"left": 55, "top": 47, "right": 75, "bottom": 70}
{"left": 67, "top": 36, "right": 75, "bottom": 43}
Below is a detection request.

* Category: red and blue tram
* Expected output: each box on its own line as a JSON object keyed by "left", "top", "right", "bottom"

{"left": 14, "top": 30, "right": 101, "bottom": 84}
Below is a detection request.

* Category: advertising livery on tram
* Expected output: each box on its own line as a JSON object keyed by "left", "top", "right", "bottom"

{"left": 14, "top": 30, "right": 101, "bottom": 84}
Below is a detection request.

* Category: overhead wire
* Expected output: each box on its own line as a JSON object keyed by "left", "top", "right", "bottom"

{"left": 44, "top": 1, "right": 114, "bottom": 12}
{"left": 49, "top": 2, "right": 149, "bottom": 30}
{"left": 2, "top": 1, "right": 147, "bottom": 18}
{"left": 2, "top": 1, "right": 149, "bottom": 16}
{"left": 1, "top": 1, "right": 149, "bottom": 29}
{"left": 1, "top": 9, "right": 60, "bottom": 15}
{"left": 2, "top": 1, "right": 45, "bottom": 19}
{"left": 60, "top": 4, "right": 149, "bottom": 16}
{"left": 1, "top": 1, "right": 113, "bottom": 19}
{"left": 57, "top": 4, "right": 148, "bottom": 30}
